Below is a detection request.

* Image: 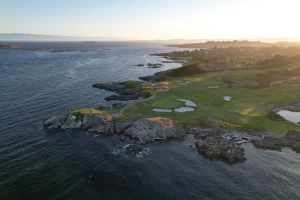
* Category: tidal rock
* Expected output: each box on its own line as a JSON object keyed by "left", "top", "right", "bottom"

{"left": 134, "top": 64, "right": 145, "bottom": 67}
{"left": 93, "top": 82, "right": 145, "bottom": 101}
{"left": 251, "top": 136, "right": 285, "bottom": 151}
{"left": 82, "top": 115, "right": 106, "bottom": 129}
{"left": 195, "top": 135, "right": 246, "bottom": 164}
{"left": 112, "top": 144, "right": 152, "bottom": 158}
{"left": 44, "top": 111, "right": 76, "bottom": 131}
{"left": 112, "top": 103, "right": 127, "bottom": 109}
{"left": 114, "top": 122, "right": 131, "bottom": 133}
{"left": 161, "top": 60, "right": 173, "bottom": 63}
{"left": 88, "top": 123, "right": 115, "bottom": 135}
{"left": 147, "top": 63, "right": 163, "bottom": 68}
{"left": 139, "top": 70, "right": 171, "bottom": 82}
{"left": 105, "top": 94, "right": 139, "bottom": 101}
{"left": 60, "top": 113, "right": 80, "bottom": 130}
{"left": 284, "top": 130, "right": 300, "bottom": 144}
{"left": 251, "top": 130, "right": 300, "bottom": 153}
{"left": 92, "top": 82, "right": 125, "bottom": 92}
{"left": 44, "top": 111, "right": 108, "bottom": 131}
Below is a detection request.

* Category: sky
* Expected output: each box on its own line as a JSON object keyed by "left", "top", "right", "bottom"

{"left": 1, "top": 0, "right": 300, "bottom": 40}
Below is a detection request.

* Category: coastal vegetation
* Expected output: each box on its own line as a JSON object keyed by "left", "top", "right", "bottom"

{"left": 124, "top": 68, "right": 300, "bottom": 134}
{"left": 70, "top": 42, "right": 300, "bottom": 135}
{"left": 123, "top": 41, "right": 300, "bottom": 134}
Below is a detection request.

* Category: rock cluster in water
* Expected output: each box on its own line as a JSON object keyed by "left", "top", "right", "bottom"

{"left": 251, "top": 131, "right": 300, "bottom": 153}
{"left": 112, "top": 144, "right": 152, "bottom": 158}
{"left": 147, "top": 63, "right": 163, "bottom": 68}
{"left": 92, "top": 82, "right": 146, "bottom": 101}
{"left": 189, "top": 129, "right": 250, "bottom": 164}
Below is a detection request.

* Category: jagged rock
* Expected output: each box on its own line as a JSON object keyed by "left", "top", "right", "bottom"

{"left": 44, "top": 111, "right": 74, "bottom": 131}
{"left": 118, "top": 88, "right": 140, "bottom": 95}
{"left": 44, "top": 111, "right": 300, "bottom": 164}
{"left": 44, "top": 111, "right": 108, "bottom": 131}
{"left": 251, "top": 130, "right": 300, "bottom": 153}
{"left": 139, "top": 70, "right": 171, "bottom": 82}
{"left": 82, "top": 115, "right": 106, "bottom": 129}
{"left": 252, "top": 136, "right": 286, "bottom": 151}
{"left": 93, "top": 82, "right": 145, "bottom": 101}
{"left": 105, "top": 94, "right": 139, "bottom": 101}
{"left": 97, "top": 105, "right": 110, "bottom": 110}
{"left": 147, "top": 63, "right": 163, "bottom": 68}
{"left": 88, "top": 123, "right": 115, "bottom": 135}
{"left": 44, "top": 113, "right": 185, "bottom": 144}
{"left": 112, "top": 103, "right": 127, "bottom": 109}
{"left": 134, "top": 64, "right": 145, "bottom": 67}
{"left": 92, "top": 82, "right": 125, "bottom": 92}
{"left": 60, "top": 113, "right": 79, "bottom": 130}
{"left": 124, "top": 118, "right": 186, "bottom": 143}
{"left": 114, "top": 122, "right": 131, "bottom": 133}
{"left": 112, "top": 144, "right": 152, "bottom": 158}
{"left": 284, "top": 130, "right": 300, "bottom": 141}
{"left": 195, "top": 136, "right": 246, "bottom": 164}
{"left": 271, "top": 102, "right": 300, "bottom": 113}
{"left": 161, "top": 60, "right": 173, "bottom": 63}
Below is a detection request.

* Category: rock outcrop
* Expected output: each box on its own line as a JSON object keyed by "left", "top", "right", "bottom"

{"left": 44, "top": 111, "right": 109, "bottom": 132}
{"left": 271, "top": 102, "right": 300, "bottom": 112}
{"left": 251, "top": 130, "right": 300, "bottom": 153}
{"left": 147, "top": 63, "right": 163, "bottom": 68}
{"left": 134, "top": 64, "right": 145, "bottom": 67}
{"left": 139, "top": 70, "right": 171, "bottom": 82}
{"left": 92, "top": 82, "right": 145, "bottom": 101}
{"left": 44, "top": 111, "right": 300, "bottom": 164}
{"left": 194, "top": 131, "right": 246, "bottom": 164}
{"left": 112, "top": 103, "right": 127, "bottom": 109}
{"left": 44, "top": 112, "right": 186, "bottom": 143}
{"left": 92, "top": 82, "right": 125, "bottom": 92}
{"left": 124, "top": 117, "right": 186, "bottom": 143}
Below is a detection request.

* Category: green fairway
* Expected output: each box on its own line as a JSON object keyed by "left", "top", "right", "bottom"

{"left": 124, "top": 69, "right": 300, "bottom": 134}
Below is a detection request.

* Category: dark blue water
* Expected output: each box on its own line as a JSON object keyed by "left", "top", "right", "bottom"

{"left": 1, "top": 42, "right": 300, "bottom": 200}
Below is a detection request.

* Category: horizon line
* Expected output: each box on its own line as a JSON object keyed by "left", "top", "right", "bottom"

{"left": 1, "top": 33, "right": 300, "bottom": 43}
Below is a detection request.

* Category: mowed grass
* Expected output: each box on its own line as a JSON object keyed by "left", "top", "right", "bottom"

{"left": 124, "top": 69, "right": 300, "bottom": 134}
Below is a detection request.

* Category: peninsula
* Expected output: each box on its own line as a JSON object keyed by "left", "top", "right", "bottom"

{"left": 44, "top": 40, "right": 300, "bottom": 164}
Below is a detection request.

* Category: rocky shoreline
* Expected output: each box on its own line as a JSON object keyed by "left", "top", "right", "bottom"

{"left": 92, "top": 82, "right": 149, "bottom": 101}
{"left": 44, "top": 110, "right": 300, "bottom": 164}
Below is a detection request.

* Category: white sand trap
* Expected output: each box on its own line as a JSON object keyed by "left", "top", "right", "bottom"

{"left": 176, "top": 99, "right": 197, "bottom": 107}
{"left": 174, "top": 107, "right": 195, "bottom": 112}
{"left": 277, "top": 110, "right": 300, "bottom": 125}
{"left": 153, "top": 108, "right": 173, "bottom": 113}
{"left": 223, "top": 96, "right": 232, "bottom": 101}
{"left": 153, "top": 98, "right": 197, "bottom": 113}
{"left": 207, "top": 85, "right": 220, "bottom": 89}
